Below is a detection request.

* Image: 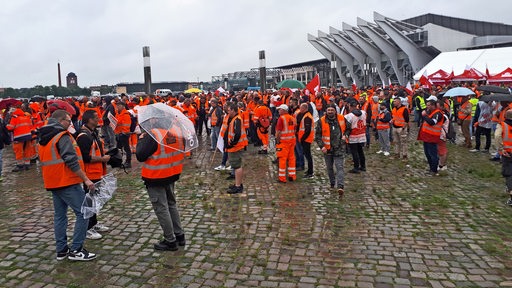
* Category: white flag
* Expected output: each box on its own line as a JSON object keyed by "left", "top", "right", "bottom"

{"left": 216, "top": 136, "right": 224, "bottom": 152}
{"left": 107, "top": 111, "right": 117, "bottom": 130}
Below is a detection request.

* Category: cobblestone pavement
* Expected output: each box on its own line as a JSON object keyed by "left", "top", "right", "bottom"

{"left": 1, "top": 128, "right": 512, "bottom": 288}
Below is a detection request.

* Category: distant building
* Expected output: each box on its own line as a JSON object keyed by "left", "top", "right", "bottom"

{"left": 115, "top": 81, "right": 189, "bottom": 94}
{"left": 66, "top": 72, "right": 78, "bottom": 88}
{"left": 308, "top": 12, "right": 512, "bottom": 86}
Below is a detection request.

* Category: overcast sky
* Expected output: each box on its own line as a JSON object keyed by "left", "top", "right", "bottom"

{"left": 0, "top": 0, "right": 510, "bottom": 88}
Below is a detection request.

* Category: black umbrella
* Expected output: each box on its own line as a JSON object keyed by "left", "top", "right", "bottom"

{"left": 30, "top": 95, "right": 46, "bottom": 102}
{"left": 477, "top": 85, "right": 510, "bottom": 94}
{"left": 479, "top": 93, "right": 512, "bottom": 102}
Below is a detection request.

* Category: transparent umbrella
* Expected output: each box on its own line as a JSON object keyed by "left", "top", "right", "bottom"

{"left": 137, "top": 103, "right": 198, "bottom": 152}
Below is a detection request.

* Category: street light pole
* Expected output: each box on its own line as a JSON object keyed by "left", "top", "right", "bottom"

{"left": 142, "top": 46, "right": 152, "bottom": 94}
{"left": 259, "top": 50, "right": 266, "bottom": 92}
{"left": 330, "top": 54, "right": 336, "bottom": 88}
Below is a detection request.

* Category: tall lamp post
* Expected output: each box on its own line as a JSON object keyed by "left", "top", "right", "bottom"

{"left": 142, "top": 46, "right": 152, "bottom": 94}
{"left": 259, "top": 50, "right": 266, "bottom": 92}
{"left": 330, "top": 54, "right": 337, "bottom": 88}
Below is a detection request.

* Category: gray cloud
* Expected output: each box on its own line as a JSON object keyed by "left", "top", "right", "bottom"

{"left": 0, "top": 0, "right": 509, "bottom": 88}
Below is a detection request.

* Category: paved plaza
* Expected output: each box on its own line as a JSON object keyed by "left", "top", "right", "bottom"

{"left": 1, "top": 131, "right": 512, "bottom": 288}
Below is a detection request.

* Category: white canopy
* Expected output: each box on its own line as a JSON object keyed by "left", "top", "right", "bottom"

{"left": 413, "top": 47, "right": 512, "bottom": 80}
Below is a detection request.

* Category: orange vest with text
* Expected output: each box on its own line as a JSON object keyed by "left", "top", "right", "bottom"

{"left": 141, "top": 128, "right": 184, "bottom": 179}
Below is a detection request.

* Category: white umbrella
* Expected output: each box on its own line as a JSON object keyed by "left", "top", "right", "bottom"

{"left": 137, "top": 103, "right": 198, "bottom": 152}
{"left": 443, "top": 87, "right": 475, "bottom": 97}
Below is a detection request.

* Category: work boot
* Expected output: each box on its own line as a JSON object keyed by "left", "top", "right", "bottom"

{"left": 154, "top": 239, "right": 178, "bottom": 251}
{"left": 175, "top": 234, "right": 186, "bottom": 246}
{"left": 12, "top": 165, "right": 25, "bottom": 172}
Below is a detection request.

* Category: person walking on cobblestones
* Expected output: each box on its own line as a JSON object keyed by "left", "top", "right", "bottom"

{"left": 315, "top": 104, "right": 347, "bottom": 196}
{"left": 345, "top": 101, "right": 367, "bottom": 173}
{"left": 38, "top": 109, "right": 97, "bottom": 261}
{"left": 136, "top": 125, "right": 187, "bottom": 251}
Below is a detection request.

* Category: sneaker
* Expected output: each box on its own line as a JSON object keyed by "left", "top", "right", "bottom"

{"left": 154, "top": 239, "right": 178, "bottom": 251}
{"left": 359, "top": 167, "right": 366, "bottom": 172}
{"left": 337, "top": 188, "right": 344, "bottom": 197}
{"left": 223, "top": 165, "right": 232, "bottom": 171}
{"left": 469, "top": 149, "right": 480, "bottom": 152}
{"left": 56, "top": 246, "right": 69, "bottom": 261}
{"left": 438, "top": 165, "right": 447, "bottom": 171}
{"left": 227, "top": 185, "right": 243, "bottom": 194}
{"left": 482, "top": 149, "right": 490, "bottom": 153}
{"left": 68, "top": 248, "right": 96, "bottom": 261}
{"left": 376, "top": 150, "right": 383, "bottom": 154}
{"left": 12, "top": 165, "right": 25, "bottom": 172}
{"left": 507, "top": 198, "right": 512, "bottom": 206}
{"left": 303, "top": 173, "right": 314, "bottom": 179}
{"left": 225, "top": 174, "right": 235, "bottom": 180}
{"left": 86, "top": 229, "right": 102, "bottom": 240}
{"left": 94, "top": 223, "right": 110, "bottom": 232}
{"left": 383, "top": 152, "right": 390, "bottom": 156}
{"left": 175, "top": 234, "right": 186, "bottom": 246}
{"left": 214, "top": 165, "right": 226, "bottom": 171}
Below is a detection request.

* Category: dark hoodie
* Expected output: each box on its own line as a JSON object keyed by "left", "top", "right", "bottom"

{"left": 38, "top": 118, "right": 82, "bottom": 174}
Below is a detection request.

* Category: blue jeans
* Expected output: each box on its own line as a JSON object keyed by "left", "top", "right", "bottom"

{"left": 324, "top": 154, "right": 345, "bottom": 188}
{"left": 423, "top": 142, "right": 439, "bottom": 173}
{"left": 52, "top": 184, "right": 89, "bottom": 252}
{"left": 294, "top": 139, "right": 304, "bottom": 168}
{"left": 211, "top": 126, "right": 220, "bottom": 150}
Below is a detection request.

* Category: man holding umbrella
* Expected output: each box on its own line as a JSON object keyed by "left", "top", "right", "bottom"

{"left": 136, "top": 103, "right": 195, "bottom": 251}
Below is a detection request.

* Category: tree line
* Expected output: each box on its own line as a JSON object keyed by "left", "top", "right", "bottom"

{"left": 0, "top": 85, "right": 114, "bottom": 99}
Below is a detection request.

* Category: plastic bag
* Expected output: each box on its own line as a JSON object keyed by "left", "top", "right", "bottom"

{"left": 81, "top": 173, "right": 117, "bottom": 219}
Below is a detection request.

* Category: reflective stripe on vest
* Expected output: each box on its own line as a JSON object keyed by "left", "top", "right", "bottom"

{"left": 39, "top": 131, "right": 85, "bottom": 189}
{"left": 320, "top": 115, "right": 345, "bottom": 150}
{"left": 279, "top": 114, "right": 296, "bottom": 143}
{"left": 420, "top": 109, "right": 443, "bottom": 136}
{"left": 376, "top": 112, "right": 390, "bottom": 130}
{"left": 298, "top": 112, "right": 314, "bottom": 143}
{"left": 141, "top": 128, "right": 184, "bottom": 179}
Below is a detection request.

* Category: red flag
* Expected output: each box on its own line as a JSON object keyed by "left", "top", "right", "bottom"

{"left": 305, "top": 74, "right": 320, "bottom": 95}
{"left": 352, "top": 79, "right": 357, "bottom": 92}
{"left": 419, "top": 70, "right": 432, "bottom": 89}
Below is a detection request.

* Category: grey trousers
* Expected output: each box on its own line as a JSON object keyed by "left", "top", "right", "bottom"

{"left": 147, "top": 182, "right": 183, "bottom": 242}
{"left": 324, "top": 154, "right": 345, "bottom": 189}
{"left": 377, "top": 129, "right": 390, "bottom": 153}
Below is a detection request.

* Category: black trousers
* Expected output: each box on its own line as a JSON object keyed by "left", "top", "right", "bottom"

{"left": 116, "top": 134, "right": 131, "bottom": 163}
{"left": 349, "top": 142, "right": 366, "bottom": 170}
{"left": 301, "top": 141, "right": 313, "bottom": 175}
{"left": 474, "top": 126, "right": 491, "bottom": 150}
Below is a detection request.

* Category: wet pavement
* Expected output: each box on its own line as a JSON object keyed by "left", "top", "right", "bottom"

{"left": 1, "top": 128, "right": 512, "bottom": 288}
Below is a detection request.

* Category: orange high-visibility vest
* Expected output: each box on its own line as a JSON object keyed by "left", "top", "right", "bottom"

{"left": 502, "top": 122, "right": 512, "bottom": 153}
{"left": 420, "top": 109, "right": 444, "bottom": 137}
{"left": 76, "top": 131, "right": 106, "bottom": 181}
{"left": 226, "top": 114, "right": 248, "bottom": 152}
{"left": 278, "top": 114, "right": 296, "bottom": 144}
{"left": 371, "top": 102, "right": 379, "bottom": 121}
{"left": 219, "top": 115, "right": 229, "bottom": 138}
{"left": 298, "top": 112, "right": 314, "bottom": 143}
{"left": 377, "top": 112, "right": 390, "bottom": 130}
{"left": 39, "top": 131, "right": 85, "bottom": 190}
{"left": 458, "top": 101, "right": 471, "bottom": 120}
{"left": 319, "top": 114, "right": 346, "bottom": 150}
{"left": 7, "top": 110, "right": 33, "bottom": 140}
{"left": 392, "top": 106, "right": 407, "bottom": 127}
{"left": 141, "top": 128, "right": 184, "bottom": 179}
{"left": 115, "top": 109, "right": 131, "bottom": 134}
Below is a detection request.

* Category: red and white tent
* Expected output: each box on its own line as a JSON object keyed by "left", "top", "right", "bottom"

{"left": 487, "top": 67, "right": 512, "bottom": 83}
{"left": 428, "top": 69, "right": 452, "bottom": 84}
{"left": 451, "top": 66, "right": 486, "bottom": 82}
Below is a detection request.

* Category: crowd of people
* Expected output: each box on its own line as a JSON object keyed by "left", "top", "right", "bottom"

{"left": 0, "top": 81, "right": 511, "bottom": 260}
